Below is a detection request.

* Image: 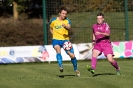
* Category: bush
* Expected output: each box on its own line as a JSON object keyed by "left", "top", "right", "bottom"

{"left": 0, "top": 17, "right": 44, "bottom": 47}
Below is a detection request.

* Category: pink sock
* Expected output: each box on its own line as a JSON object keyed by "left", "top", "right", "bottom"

{"left": 111, "top": 60, "right": 119, "bottom": 70}
{"left": 91, "top": 57, "right": 97, "bottom": 70}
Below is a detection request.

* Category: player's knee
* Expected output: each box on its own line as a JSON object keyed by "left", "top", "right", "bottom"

{"left": 107, "top": 54, "right": 114, "bottom": 63}
{"left": 92, "top": 51, "right": 100, "bottom": 57}
{"left": 69, "top": 53, "right": 75, "bottom": 58}
{"left": 92, "top": 53, "right": 98, "bottom": 57}
{"left": 54, "top": 48, "right": 61, "bottom": 53}
{"left": 108, "top": 59, "right": 114, "bottom": 63}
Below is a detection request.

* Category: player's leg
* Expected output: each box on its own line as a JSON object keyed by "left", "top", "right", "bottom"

{"left": 106, "top": 54, "right": 119, "bottom": 70}
{"left": 91, "top": 49, "right": 101, "bottom": 70}
{"left": 103, "top": 42, "right": 121, "bottom": 75}
{"left": 62, "top": 40, "right": 80, "bottom": 76}
{"left": 63, "top": 41, "right": 79, "bottom": 70}
{"left": 87, "top": 43, "right": 101, "bottom": 74}
{"left": 52, "top": 40, "right": 63, "bottom": 72}
{"left": 106, "top": 54, "right": 121, "bottom": 75}
{"left": 65, "top": 47, "right": 80, "bottom": 76}
{"left": 54, "top": 45, "right": 64, "bottom": 72}
{"left": 86, "top": 49, "right": 101, "bottom": 74}
{"left": 67, "top": 50, "right": 77, "bottom": 70}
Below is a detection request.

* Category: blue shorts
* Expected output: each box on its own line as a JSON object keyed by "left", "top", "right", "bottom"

{"left": 52, "top": 39, "right": 74, "bottom": 54}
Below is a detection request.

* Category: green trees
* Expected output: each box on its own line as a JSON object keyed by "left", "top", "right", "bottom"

{"left": 0, "top": 0, "right": 42, "bottom": 19}
{"left": 0, "top": 0, "right": 132, "bottom": 19}
{"left": 62, "top": 0, "right": 123, "bottom": 12}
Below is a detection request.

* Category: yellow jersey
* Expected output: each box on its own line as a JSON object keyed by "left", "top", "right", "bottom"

{"left": 49, "top": 17, "right": 71, "bottom": 40}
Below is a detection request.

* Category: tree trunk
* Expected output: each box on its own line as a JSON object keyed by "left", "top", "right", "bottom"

{"left": 13, "top": 1, "right": 18, "bottom": 20}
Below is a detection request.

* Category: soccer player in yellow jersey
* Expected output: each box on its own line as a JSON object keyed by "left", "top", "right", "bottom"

{"left": 49, "top": 6, "right": 80, "bottom": 76}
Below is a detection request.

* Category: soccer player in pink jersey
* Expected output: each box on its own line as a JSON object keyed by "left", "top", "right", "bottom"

{"left": 87, "top": 13, "right": 121, "bottom": 75}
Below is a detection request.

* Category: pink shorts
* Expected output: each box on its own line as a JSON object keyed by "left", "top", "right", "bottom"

{"left": 93, "top": 41, "right": 114, "bottom": 56}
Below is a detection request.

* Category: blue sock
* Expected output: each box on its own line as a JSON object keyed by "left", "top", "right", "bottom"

{"left": 71, "top": 57, "right": 77, "bottom": 71}
{"left": 56, "top": 53, "right": 63, "bottom": 67}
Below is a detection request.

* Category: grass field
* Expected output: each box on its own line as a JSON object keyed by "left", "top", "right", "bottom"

{"left": 0, "top": 59, "right": 133, "bottom": 88}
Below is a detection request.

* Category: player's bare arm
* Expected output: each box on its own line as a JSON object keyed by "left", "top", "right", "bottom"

{"left": 92, "top": 33, "right": 95, "bottom": 40}
{"left": 62, "top": 23, "right": 71, "bottom": 30}
{"left": 92, "top": 33, "right": 96, "bottom": 46}
{"left": 49, "top": 27, "right": 53, "bottom": 35}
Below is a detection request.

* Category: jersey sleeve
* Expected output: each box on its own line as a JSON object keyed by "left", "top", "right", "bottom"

{"left": 105, "top": 23, "right": 110, "bottom": 35}
{"left": 49, "top": 18, "right": 56, "bottom": 28}
{"left": 66, "top": 18, "right": 72, "bottom": 25}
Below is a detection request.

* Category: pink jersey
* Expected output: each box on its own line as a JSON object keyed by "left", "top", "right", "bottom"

{"left": 92, "top": 22, "right": 110, "bottom": 43}
{"left": 92, "top": 22, "right": 114, "bottom": 56}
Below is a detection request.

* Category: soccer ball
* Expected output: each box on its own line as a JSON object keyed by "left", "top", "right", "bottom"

{"left": 63, "top": 41, "right": 72, "bottom": 50}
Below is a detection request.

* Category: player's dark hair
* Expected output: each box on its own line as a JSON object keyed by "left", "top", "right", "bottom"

{"left": 58, "top": 6, "right": 68, "bottom": 13}
{"left": 97, "top": 13, "right": 104, "bottom": 18}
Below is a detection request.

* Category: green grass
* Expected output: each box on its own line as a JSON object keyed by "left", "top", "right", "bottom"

{"left": 0, "top": 59, "right": 133, "bottom": 88}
